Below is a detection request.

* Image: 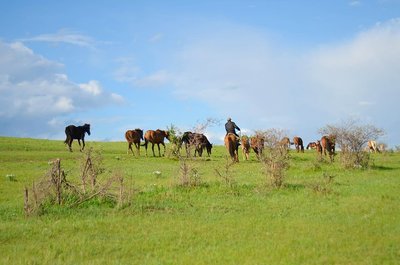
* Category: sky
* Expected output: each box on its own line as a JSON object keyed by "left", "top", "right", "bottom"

{"left": 0, "top": 0, "right": 399, "bottom": 146}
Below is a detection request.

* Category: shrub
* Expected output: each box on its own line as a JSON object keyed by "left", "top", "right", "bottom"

{"left": 319, "top": 119, "right": 384, "bottom": 169}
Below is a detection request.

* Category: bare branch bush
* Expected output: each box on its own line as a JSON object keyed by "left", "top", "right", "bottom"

{"left": 192, "top": 117, "right": 221, "bottom": 134}
{"left": 176, "top": 157, "right": 202, "bottom": 187}
{"left": 256, "top": 129, "right": 290, "bottom": 188}
{"left": 319, "top": 119, "right": 384, "bottom": 169}
{"left": 215, "top": 156, "right": 237, "bottom": 189}
{"left": 24, "top": 150, "right": 132, "bottom": 216}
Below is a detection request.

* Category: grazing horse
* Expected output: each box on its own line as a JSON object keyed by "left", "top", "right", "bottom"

{"left": 182, "top": 131, "right": 212, "bottom": 157}
{"left": 367, "top": 140, "right": 380, "bottom": 153}
{"left": 125, "top": 129, "right": 144, "bottom": 156}
{"left": 194, "top": 133, "right": 212, "bottom": 157}
{"left": 293, "top": 136, "right": 304, "bottom": 153}
{"left": 241, "top": 136, "right": 250, "bottom": 160}
{"left": 64, "top": 124, "right": 91, "bottom": 152}
{"left": 306, "top": 142, "right": 317, "bottom": 150}
{"left": 225, "top": 133, "right": 239, "bottom": 162}
{"left": 280, "top": 137, "right": 291, "bottom": 149}
{"left": 315, "top": 140, "right": 323, "bottom": 156}
{"left": 250, "top": 135, "right": 265, "bottom": 159}
{"left": 321, "top": 135, "right": 336, "bottom": 162}
{"left": 143, "top": 129, "right": 170, "bottom": 157}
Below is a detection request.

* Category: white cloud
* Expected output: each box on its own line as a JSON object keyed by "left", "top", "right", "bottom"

{"left": 0, "top": 41, "right": 124, "bottom": 137}
{"left": 163, "top": 19, "right": 400, "bottom": 143}
{"left": 79, "top": 80, "right": 102, "bottom": 96}
{"left": 20, "top": 29, "right": 97, "bottom": 48}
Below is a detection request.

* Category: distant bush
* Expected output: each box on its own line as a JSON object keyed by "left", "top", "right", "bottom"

{"left": 320, "top": 119, "right": 384, "bottom": 169}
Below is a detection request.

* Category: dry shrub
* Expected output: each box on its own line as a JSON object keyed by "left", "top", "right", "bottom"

{"left": 24, "top": 149, "right": 132, "bottom": 216}
{"left": 256, "top": 129, "right": 290, "bottom": 188}
{"left": 319, "top": 119, "right": 384, "bottom": 169}
{"left": 176, "top": 157, "right": 202, "bottom": 187}
{"left": 215, "top": 156, "right": 237, "bottom": 188}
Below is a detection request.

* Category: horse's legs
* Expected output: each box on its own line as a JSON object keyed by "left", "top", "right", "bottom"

{"left": 82, "top": 138, "right": 85, "bottom": 151}
{"left": 127, "top": 142, "right": 133, "bottom": 155}
{"left": 135, "top": 142, "right": 140, "bottom": 156}
{"left": 143, "top": 140, "right": 148, "bottom": 156}
{"left": 151, "top": 143, "right": 156, "bottom": 157}
{"left": 68, "top": 139, "right": 73, "bottom": 152}
{"left": 161, "top": 143, "right": 166, "bottom": 156}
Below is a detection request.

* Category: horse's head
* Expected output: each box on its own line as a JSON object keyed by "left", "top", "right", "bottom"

{"left": 206, "top": 143, "right": 213, "bottom": 155}
{"left": 136, "top": 128, "right": 144, "bottom": 140}
{"left": 164, "top": 131, "right": 170, "bottom": 141}
{"left": 83, "top": 124, "right": 91, "bottom": 135}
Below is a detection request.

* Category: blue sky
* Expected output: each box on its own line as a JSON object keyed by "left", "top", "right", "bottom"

{"left": 1, "top": 1, "right": 399, "bottom": 146}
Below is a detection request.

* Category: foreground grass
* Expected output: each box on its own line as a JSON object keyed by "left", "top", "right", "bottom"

{"left": 0, "top": 137, "right": 399, "bottom": 264}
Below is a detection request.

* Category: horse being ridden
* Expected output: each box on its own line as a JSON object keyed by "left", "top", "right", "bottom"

{"left": 225, "top": 133, "right": 239, "bottom": 162}
{"left": 64, "top": 124, "right": 91, "bottom": 152}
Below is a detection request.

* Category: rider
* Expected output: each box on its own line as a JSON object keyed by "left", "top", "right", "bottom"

{"left": 225, "top": 117, "right": 241, "bottom": 138}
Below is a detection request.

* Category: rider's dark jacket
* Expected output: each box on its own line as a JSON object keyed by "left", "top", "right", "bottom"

{"left": 225, "top": 121, "right": 240, "bottom": 136}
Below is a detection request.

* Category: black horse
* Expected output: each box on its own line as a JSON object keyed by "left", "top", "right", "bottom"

{"left": 64, "top": 124, "right": 91, "bottom": 152}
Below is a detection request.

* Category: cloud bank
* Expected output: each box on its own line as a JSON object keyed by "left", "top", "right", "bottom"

{"left": 160, "top": 19, "right": 400, "bottom": 143}
{"left": 0, "top": 41, "right": 123, "bottom": 138}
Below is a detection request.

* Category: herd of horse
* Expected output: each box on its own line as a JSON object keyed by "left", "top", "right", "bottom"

{"left": 224, "top": 134, "right": 336, "bottom": 163}
{"left": 64, "top": 124, "right": 381, "bottom": 163}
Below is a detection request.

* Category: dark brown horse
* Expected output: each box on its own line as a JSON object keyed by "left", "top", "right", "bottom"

{"left": 182, "top": 132, "right": 213, "bottom": 157}
{"left": 64, "top": 124, "right": 91, "bottom": 152}
{"left": 293, "top": 136, "right": 304, "bottom": 153}
{"left": 143, "top": 129, "right": 170, "bottom": 157}
{"left": 321, "top": 135, "right": 336, "bottom": 162}
{"left": 125, "top": 129, "right": 144, "bottom": 156}
{"left": 225, "top": 133, "right": 239, "bottom": 162}
{"left": 241, "top": 136, "right": 250, "bottom": 160}
{"left": 250, "top": 135, "right": 265, "bottom": 159}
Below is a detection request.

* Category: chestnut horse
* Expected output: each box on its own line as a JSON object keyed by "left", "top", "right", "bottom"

{"left": 225, "top": 133, "right": 239, "bottom": 162}
{"left": 125, "top": 129, "right": 144, "bottom": 156}
{"left": 321, "top": 135, "right": 336, "bottom": 162}
{"left": 143, "top": 129, "right": 170, "bottom": 157}
{"left": 293, "top": 136, "right": 304, "bottom": 153}
{"left": 241, "top": 136, "right": 250, "bottom": 160}
{"left": 250, "top": 135, "right": 265, "bottom": 159}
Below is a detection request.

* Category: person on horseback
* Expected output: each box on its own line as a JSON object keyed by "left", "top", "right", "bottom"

{"left": 225, "top": 117, "right": 241, "bottom": 139}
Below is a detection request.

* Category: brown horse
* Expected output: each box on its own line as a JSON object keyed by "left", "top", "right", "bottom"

{"left": 125, "top": 129, "right": 144, "bottom": 156}
{"left": 280, "top": 137, "right": 291, "bottom": 149}
{"left": 293, "top": 136, "right": 304, "bottom": 153}
{"left": 306, "top": 142, "right": 317, "bottom": 150}
{"left": 225, "top": 133, "right": 239, "bottom": 162}
{"left": 321, "top": 135, "right": 335, "bottom": 162}
{"left": 143, "top": 129, "right": 170, "bottom": 157}
{"left": 241, "top": 136, "right": 250, "bottom": 160}
{"left": 250, "top": 135, "right": 265, "bottom": 159}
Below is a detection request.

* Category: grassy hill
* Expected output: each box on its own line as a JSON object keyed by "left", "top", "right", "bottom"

{"left": 0, "top": 137, "right": 399, "bottom": 264}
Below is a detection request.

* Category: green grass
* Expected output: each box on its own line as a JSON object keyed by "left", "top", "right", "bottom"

{"left": 0, "top": 137, "right": 399, "bottom": 264}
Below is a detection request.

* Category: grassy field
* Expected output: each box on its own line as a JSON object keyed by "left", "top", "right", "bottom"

{"left": 0, "top": 136, "right": 399, "bottom": 264}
